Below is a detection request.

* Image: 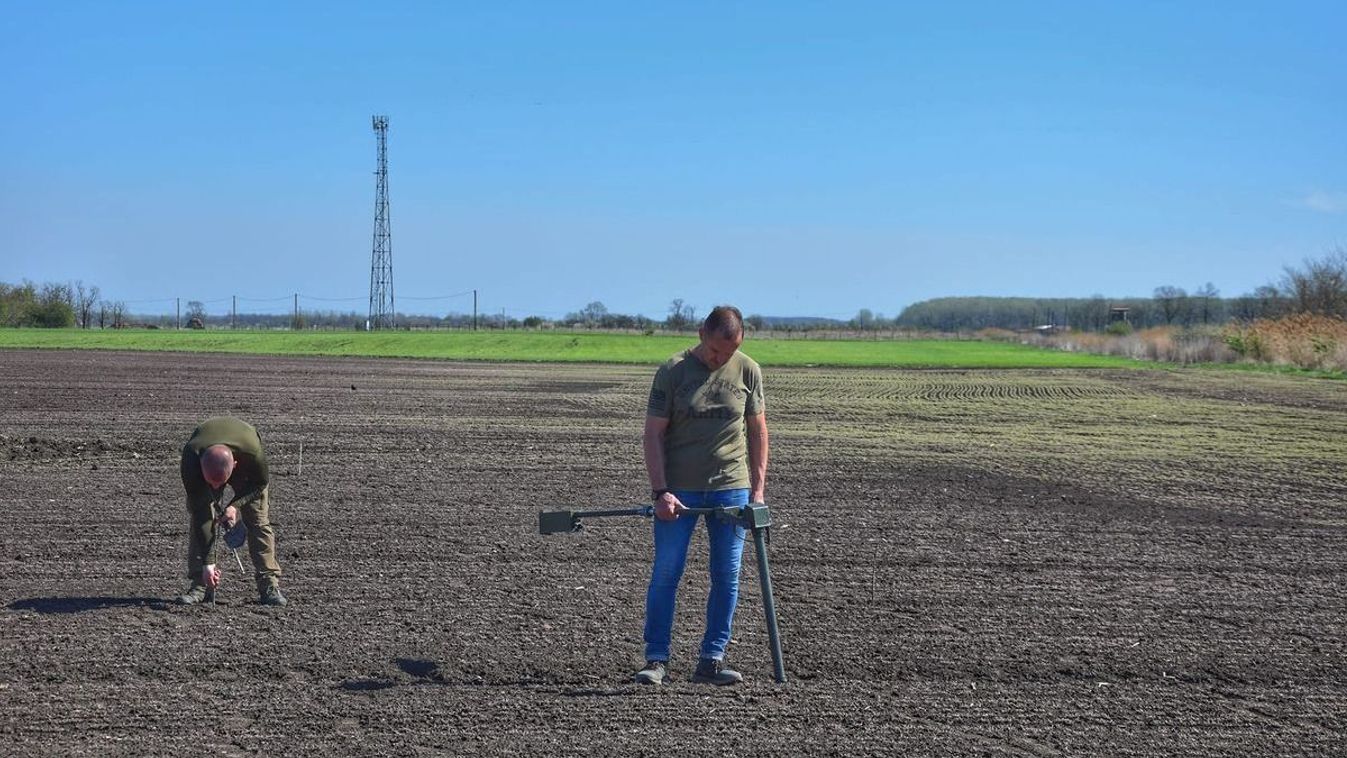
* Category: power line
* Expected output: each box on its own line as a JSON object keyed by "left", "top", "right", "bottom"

{"left": 399, "top": 290, "right": 475, "bottom": 301}
{"left": 301, "top": 294, "right": 365, "bottom": 302}
{"left": 236, "top": 295, "right": 293, "bottom": 303}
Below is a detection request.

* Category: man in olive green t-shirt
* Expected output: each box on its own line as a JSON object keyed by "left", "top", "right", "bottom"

{"left": 635, "top": 305, "right": 769, "bottom": 686}
{"left": 175, "top": 416, "right": 286, "bottom": 607}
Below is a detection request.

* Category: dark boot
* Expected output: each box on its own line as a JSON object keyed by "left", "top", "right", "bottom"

{"left": 176, "top": 584, "right": 214, "bottom": 605}
{"left": 258, "top": 581, "right": 287, "bottom": 607}
{"left": 691, "top": 658, "right": 742, "bottom": 686}
{"left": 634, "top": 660, "right": 667, "bottom": 685}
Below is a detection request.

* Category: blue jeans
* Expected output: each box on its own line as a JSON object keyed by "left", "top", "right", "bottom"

{"left": 643, "top": 488, "right": 749, "bottom": 662}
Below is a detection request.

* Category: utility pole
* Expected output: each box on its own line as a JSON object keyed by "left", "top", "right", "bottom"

{"left": 176, "top": 298, "right": 180, "bottom": 329}
{"left": 368, "top": 115, "right": 395, "bottom": 330}
{"left": 232, "top": 295, "right": 236, "bottom": 330}
{"left": 473, "top": 289, "right": 478, "bottom": 331}
{"left": 293, "top": 293, "right": 299, "bottom": 330}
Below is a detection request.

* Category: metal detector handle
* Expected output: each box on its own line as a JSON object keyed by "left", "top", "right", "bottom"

{"left": 579, "top": 506, "right": 655, "bottom": 518}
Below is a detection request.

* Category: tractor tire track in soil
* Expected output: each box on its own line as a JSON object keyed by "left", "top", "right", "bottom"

{"left": 1, "top": 349, "right": 1344, "bottom": 756}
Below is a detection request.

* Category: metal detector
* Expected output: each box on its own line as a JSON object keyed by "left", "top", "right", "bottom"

{"left": 539, "top": 503, "right": 787, "bottom": 684}
{"left": 209, "top": 495, "right": 247, "bottom": 606}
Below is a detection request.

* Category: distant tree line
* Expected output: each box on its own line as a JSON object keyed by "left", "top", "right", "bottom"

{"left": 886, "top": 285, "right": 1239, "bottom": 332}
{"left": 892, "top": 249, "right": 1347, "bottom": 333}
{"left": 6, "top": 249, "right": 1343, "bottom": 333}
{"left": 3, "top": 284, "right": 831, "bottom": 333}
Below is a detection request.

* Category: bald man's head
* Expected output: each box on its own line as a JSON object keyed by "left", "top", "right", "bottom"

{"left": 200, "top": 444, "right": 235, "bottom": 489}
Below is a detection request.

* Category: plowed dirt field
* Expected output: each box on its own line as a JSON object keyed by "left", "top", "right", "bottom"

{"left": 2, "top": 349, "right": 1344, "bottom": 756}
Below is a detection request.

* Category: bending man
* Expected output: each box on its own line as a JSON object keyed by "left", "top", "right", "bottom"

{"left": 176, "top": 416, "right": 287, "bottom": 606}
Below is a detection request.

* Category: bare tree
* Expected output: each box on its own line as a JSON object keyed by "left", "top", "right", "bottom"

{"left": 1280, "top": 248, "right": 1347, "bottom": 317}
{"left": 85, "top": 284, "right": 99, "bottom": 327}
{"left": 43, "top": 282, "right": 73, "bottom": 308}
{"left": 71, "top": 281, "right": 100, "bottom": 328}
{"left": 666, "top": 299, "right": 696, "bottom": 331}
{"left": 1193, "top": 282, "right": 1220, "bottom": 324}
{"left": 1153, "top": 285, "right": 1188, "bottom": 325}
{"left": 109, "top": 301, "right": 127, "bottom": 329}
{"left": 1254, "top": 285, "right": 1285, "bottom": 318}
{"left": 851, "top": 308, "right": 877, "bottom": 330}
{"left": 578, "top": 301, "right": 607, "bottom": 327}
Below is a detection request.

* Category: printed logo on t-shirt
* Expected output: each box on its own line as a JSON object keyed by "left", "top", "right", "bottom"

{"left": 678, "top": 377, "right": 746, "bottom": 420}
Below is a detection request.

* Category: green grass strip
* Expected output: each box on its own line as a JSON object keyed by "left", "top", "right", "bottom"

{"left": 0, "top": 328, "right": 1150, "bottom": 368}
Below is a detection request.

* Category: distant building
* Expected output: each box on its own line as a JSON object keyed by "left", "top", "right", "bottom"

{"left": 1109, "top": 306, "right": 1131, "bottom": 324}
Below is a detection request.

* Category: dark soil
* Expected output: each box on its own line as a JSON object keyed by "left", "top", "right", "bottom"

{"left": 0, "top": 349, "right": 1343, "bottom": 756}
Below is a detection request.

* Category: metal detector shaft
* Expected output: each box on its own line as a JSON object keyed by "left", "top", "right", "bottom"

{"left": 579, "top": 507, "right": 655, "bottom": 518}
{"left": 751, "top": 526, "right": 787, "bottom": 683}
{"left": 210, "top": 494, "right": 234, "bottom": 604}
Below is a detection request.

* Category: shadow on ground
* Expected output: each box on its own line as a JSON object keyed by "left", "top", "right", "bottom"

{"left": 7, "top": 596, "right": 170, "bottom": 614}
{"left": 339, "top": 658, "right": 446, "bottom": 692}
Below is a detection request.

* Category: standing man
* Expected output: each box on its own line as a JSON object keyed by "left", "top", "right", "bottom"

{"left": 636, "top": 305, "right": 769, "bottom": 686}
{"left": 175, "top": 416, "right": 287, "bottom": 607}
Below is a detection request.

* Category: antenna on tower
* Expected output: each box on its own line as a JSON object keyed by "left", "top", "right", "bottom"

{"left": 368, "top": 115, "right": 395, "bottom": 330}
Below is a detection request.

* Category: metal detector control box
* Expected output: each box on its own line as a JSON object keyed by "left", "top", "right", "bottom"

{"left": 741, "top": 503, "right": 771, "bottom": 530}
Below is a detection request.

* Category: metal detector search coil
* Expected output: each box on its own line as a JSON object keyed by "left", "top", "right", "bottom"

{"left": 224, "top": 521, "right": 248, "bottom": 550}
{"left": 539, "top": 506, "right": 653, "bottom": 534}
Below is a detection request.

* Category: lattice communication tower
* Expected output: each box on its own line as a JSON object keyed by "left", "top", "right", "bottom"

{"left": 368, "top": 115, "right": 395, "bottom": 329}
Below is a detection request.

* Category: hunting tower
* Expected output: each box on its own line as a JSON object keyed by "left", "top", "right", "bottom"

{"left": 368, "top": 115, "right": 395, "bottom": 330}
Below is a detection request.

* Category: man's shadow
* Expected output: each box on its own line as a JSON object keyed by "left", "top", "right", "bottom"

{"left": 7, "top": 596, "right": 170, "bottom": 614}
{"left": 339, "top": 658, "right": 446, "bottom": 691}
{"left": 338, "top": 658, "right": 627, "bottom": 696}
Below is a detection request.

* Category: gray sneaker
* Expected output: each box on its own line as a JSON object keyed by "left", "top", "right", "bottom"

{"left": 258, "top": 584, "right": 288, "bottom": 607}
{"left": 634, "top": 660, "right": 666, "bottom": 685}
{"left": 691, "top": 658, "right": 742, "bottom": 686}
{"left": 176, "top": 584, "right": 214, "bottom": 605}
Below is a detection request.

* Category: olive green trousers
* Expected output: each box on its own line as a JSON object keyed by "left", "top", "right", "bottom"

{"left": 185, "top": 485, "right": 282, "bottom": 589}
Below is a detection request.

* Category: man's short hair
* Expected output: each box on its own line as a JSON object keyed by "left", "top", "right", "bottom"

{"left": 703, "top": 305, "right": 744, "bottom": 339}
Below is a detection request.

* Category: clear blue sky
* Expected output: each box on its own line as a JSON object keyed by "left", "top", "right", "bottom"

{"left": 3, "top": 1, "right": 1344, "bottom": 321}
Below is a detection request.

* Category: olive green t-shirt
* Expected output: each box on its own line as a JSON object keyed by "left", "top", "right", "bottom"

{"left": 182, "top": 416, "right": 269, "bottom": 501}
{"left": 646, "top": 349, "right": 764, "bottom": 491}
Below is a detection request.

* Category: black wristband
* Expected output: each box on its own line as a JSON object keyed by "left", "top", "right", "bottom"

{"left": 651, "top": 488, "right": 670, "bottom": 502}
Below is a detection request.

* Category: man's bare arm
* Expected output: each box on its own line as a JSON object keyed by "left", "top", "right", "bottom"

{"left": 643, "top": 415, "right": 670, "bottom": 491}
{"left": 747, "top": 412, "right": 769, "bottom": 503}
